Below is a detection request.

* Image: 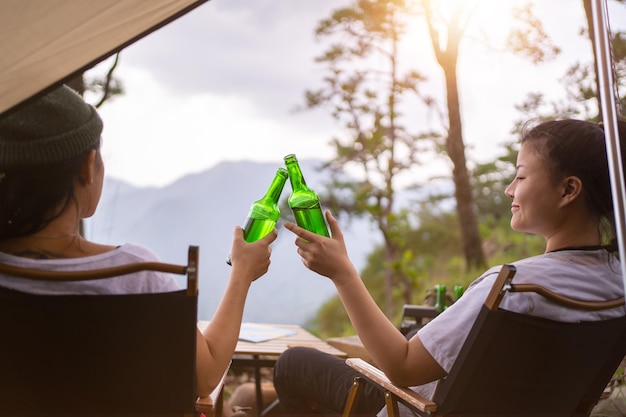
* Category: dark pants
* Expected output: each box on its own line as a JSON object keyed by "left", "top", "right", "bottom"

{"left": 273, "top": 346, "right": 385, "bottom": 416}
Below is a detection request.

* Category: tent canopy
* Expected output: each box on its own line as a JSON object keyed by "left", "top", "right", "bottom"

{"left": 0, "top": 0, "right": 208, "bottom": 114}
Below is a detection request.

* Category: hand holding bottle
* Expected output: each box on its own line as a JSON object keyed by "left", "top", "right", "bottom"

{"left": 284, "top": 154, "right": 330, "bottom": 237}
{"left": 227, "top": 154, "right": 330, "bottom": 266}
{"left": 284, "top": 210, "right": 356, "bottom": 285}
{"left": 227, "top": 168, "right": 287, "bottom": 265}
{"left": 228, "top": 225, "right": 277, "bottom": 282}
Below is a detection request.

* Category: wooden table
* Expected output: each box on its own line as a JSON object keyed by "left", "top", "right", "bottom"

{"left": 326, "top": 334, "right": 373, "bottom": 364}
{"left": 198, "top": 322, "right": 347, "bottom": 415}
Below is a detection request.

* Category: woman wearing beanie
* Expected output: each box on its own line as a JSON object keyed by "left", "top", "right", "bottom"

{"left": 0, "top": 85, "right": 277, "bottom": 397}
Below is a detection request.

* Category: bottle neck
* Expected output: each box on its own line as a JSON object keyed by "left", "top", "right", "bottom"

{"left": 287, "top": 164, "right": 308, "bottom": 190}
{"left": 265, "top": 170, "right": 288, "bottom": 203}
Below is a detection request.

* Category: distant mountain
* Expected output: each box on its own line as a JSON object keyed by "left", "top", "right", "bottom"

{"left": 86, "top": 159, "right": 380, "bottom": 326}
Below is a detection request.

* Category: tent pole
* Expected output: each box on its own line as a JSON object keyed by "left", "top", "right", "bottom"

{"left": 590, "top": 0, "right": 626, "bottom": 284}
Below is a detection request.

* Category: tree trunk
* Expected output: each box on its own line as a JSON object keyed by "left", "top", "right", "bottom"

{"left": 443, "top": 63, "right": 487, "bottom": 270}
{"left": 423, "top": 2, "right": 487, "bottom": 270}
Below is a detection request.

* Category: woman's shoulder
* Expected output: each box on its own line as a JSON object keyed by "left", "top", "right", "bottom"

{"left": 467, "top": 250, "right": 620, "bottom": 292}
{"left": 510, "top": 250, "right": 621, "bottom": 281}
{"left": 509, "top": 251, "right": 623, "bottom": 310}
{"left": 114, "top": 243, "right": 163, "bottom": 262}
{"left": 87, "top": 243, "right": 180, "bottom": 293}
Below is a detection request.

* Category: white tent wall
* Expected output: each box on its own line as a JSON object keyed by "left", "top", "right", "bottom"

{"left": 591, "top": 0, "right": 626, "bottom": 285}
{"left": 0, "top": 0, "right": 208, "bottom": 114}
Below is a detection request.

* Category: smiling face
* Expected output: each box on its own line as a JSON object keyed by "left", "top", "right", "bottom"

{"left": 504, "top": 141, "right": 565, "bottom": 240}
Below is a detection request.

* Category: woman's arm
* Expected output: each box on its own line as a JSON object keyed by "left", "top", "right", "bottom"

{"left": 284, "top": 211, "right": 445, "bottom": 386}
{"left": 195, "top": 226, "right": 277, "bottom": 396}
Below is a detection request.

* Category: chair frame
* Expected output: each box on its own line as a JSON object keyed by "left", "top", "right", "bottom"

{"left": 0, "top": 245, "right": 224, "bottom": 417}
{"left": 343, "top": 264, "right": 626, "bottom": 417}
{"left": 399, "top": 305, "right": 437, "bottom": 335}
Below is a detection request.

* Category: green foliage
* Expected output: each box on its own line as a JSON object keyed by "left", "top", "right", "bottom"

{"left": 513, "top": 1, "right": 626, "bottom": 121}
{"left": 307, "top": 296, "right": 354, "bottom": 339}
{"left": 470, "top": 139, "right": 518, "bottom": 223}
{"left": 506, "top": 3, "right": 561, "bottom": 64}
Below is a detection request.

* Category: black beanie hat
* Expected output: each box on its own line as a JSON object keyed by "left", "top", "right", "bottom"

{"left": 0, "top": 85, "right": 103, "bottom": 170}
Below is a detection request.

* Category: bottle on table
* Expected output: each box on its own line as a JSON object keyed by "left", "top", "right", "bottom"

{"left": 453, "top": 285, "right": 464, "bottom": 301}
{"left": 227, "top": 167, "right": 288, "bottom": 265}
{"left": 435, "top": 284, "right": 447, "bottom": 315}
{"left": 284, "top": 154, "right": 330, "bottom": 237}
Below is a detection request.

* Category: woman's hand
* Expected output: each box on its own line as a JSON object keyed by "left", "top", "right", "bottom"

{"left": 284, "top": 210, "right": 357, "bottom": 285}
{"left": 228, "top": 226, "right": 277, "bottom": 284}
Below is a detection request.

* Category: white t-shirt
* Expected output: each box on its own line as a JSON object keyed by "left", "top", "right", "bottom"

{"left": 0, "top": 243, "right": 180, "bottom": 294}
{"left": 380, "top": 249, "right": 624, "bottom": 417}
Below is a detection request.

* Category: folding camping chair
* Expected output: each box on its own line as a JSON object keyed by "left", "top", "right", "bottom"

{"left": 0, "top": 245, "right": 225, "bottom": 417}
{"left": 343, "top": 264, "right": 626, "bottom": 417}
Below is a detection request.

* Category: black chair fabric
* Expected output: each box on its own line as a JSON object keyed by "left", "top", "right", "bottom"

{"left": 0, "top": 285, "right": 198, "bottom": 416}
{"left": 432, "top": 306, "right": 626, "bottom": 417}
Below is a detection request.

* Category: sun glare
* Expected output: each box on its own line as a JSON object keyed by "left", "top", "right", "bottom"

{"left": 398, "top": 0, "right": 522, "bottom": 82}
{"left": 402, "top": 0, "right": 519, "bottom": 46}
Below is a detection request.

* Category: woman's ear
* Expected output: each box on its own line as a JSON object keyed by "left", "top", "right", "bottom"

{"left": 559, "top": 176, "right": 583, "bottom": 206}
{"left": 79, "top": 149, "right": 97, "bottom": 186}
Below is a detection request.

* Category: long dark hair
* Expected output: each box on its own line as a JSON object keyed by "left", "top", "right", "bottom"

{"left": 520, "top": 119, "right": 625, "bottom": 255}
{"left": 0, "top": 140, "right": 100, "bottom": 239}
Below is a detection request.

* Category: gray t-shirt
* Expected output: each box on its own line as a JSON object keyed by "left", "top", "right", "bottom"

{"left": 380, "top": 249, "right": 624, "bottom": 417}
{"left": 0, "top": 243, "right": 180, "bottom": 294}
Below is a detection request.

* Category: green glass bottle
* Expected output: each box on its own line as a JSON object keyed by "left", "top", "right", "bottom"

{"left": 453, "top": 285, "right": 464, "bottom": 301}
{"left": 284, "top": 154, "right": 330, "bottom": 237}
{"left": 435, "top": 284, "right": 447, "bottom": 315}
{"left": 242, "top": 167, "right": 288, "bottom": 242}
{"left": 227, "top": 168, "right": 288, "bottom": 266}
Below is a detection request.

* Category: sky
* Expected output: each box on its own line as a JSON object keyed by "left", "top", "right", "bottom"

{"left": 87, "top": 0, "right": 626, "bottom": 188}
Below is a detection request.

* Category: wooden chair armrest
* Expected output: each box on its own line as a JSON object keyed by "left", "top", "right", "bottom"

{"left": 195, "top": 361, "right": 230, "bottom": 417}
{"left": 195, "top": 395, "right": 216, "bottom": 413}
{"left": 511, "top": 284, "right": 625, "bottom": 310}
{"left": 345, "top": 358, "right": 437, "bottom": 413}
